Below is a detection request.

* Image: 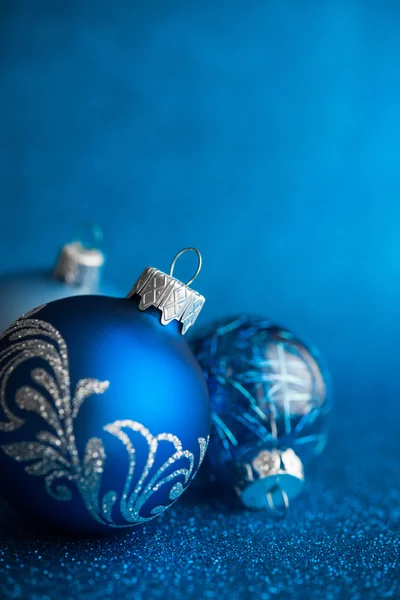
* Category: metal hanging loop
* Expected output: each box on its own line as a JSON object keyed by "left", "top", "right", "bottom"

{"left": 89, "top": 223, "right": 104, "bottom": 247}
{"left": 169, "top": 247, "right": 202, "bottom": 287}
{"left": 266, "top": 486, "right": 290, "bottom": 520}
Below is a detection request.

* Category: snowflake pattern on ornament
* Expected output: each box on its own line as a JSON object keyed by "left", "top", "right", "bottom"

{"left": 193, "top": 317, "right": 330, "bottom": 473}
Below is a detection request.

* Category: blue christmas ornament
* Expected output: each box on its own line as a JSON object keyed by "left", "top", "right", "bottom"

{"left": 0, "top": 240, "right": 121, "bottom": 335}
{"left": 192, "top": 316, "right": 331, "bottom": 512}
{"left": 0, "top": 248, "right": 209, "bottom": 533}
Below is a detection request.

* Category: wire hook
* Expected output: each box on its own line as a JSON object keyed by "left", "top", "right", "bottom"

{"left": 169, "top": 247, "right": 202, "bottom": 286}
{"left": 266, "top": 486, "right": 290, "bottom": 519}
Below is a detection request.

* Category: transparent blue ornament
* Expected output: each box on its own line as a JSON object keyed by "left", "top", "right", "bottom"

{"left": 192, "top": 316, "right": 331, "bottom": 511}
{"left": 0, "top": 240, "right": 121, "bottom": 335}
{"left": 0, "top": 249, "right": 209, "bottom": 533}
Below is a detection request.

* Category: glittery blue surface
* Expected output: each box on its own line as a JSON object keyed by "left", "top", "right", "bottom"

{"left": 1, "top": 391, "right": 399, "bottom": 599}
{"left": 1, "top": 0, "right": 400, "bottom": 597}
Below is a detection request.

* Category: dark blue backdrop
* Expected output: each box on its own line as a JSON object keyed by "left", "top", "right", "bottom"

{"left": 0, "top": 2, "right": 399, "bottom": 599}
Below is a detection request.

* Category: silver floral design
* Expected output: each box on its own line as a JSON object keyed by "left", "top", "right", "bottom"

{"left": 0, "top": 308, "right": 208, "bottom": 527}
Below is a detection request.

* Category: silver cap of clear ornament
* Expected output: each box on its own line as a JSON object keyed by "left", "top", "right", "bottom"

{"left": 127, "top": 247, "right": 205, "bottom": 334}
{"left": 53, "top": 241, "right": 105, "bottom": 289}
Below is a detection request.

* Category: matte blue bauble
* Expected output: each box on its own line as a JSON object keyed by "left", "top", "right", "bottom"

{"left": 0, "top": 242, "right": 121, "bottom": 336}
{"left": 192, "top": 316, "right": 331, "bottom": 511}
{"left": 0, "top": 257, "right": 209, "bottom": 533}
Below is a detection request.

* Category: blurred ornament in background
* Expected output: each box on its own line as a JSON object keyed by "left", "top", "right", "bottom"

{"left": 0, "top": 227, "right": 120, "bottom": 334}
{"left": 192, "top": 316, "right": 331, "bottom": 514}
{"left": 0, "top": 247, "right": 209, "bottom": 533}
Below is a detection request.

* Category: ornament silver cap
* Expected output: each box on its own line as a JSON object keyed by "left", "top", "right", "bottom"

{"left": 53, "top": 241, "right": 104, "bottom": 289}
{"left": 127, "top": 247, "right": 205, "bottom": 334}
{"left": 234, "top": 448, "right": 304, "bottom": 514}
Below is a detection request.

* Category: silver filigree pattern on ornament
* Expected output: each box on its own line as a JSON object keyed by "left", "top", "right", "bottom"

{"left": 0, "top": 309, "right": 209, "bottom": 526}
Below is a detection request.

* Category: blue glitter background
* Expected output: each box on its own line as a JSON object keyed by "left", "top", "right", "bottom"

{"left": 1, "top": 1, "right": 400, "bottom": 598}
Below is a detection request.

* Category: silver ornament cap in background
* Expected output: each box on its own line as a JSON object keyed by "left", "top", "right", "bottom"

{"left": 127, "top": 247, "right": 205, "bottom": 334}
{"left": 234, "top": 448, "right": 304, "bottom": 512}
{"left": 53, "top": 241, "right": 105, "bottom": 289}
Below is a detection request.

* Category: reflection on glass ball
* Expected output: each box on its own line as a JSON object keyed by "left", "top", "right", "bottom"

{"left": 192, "top": 316, "right": 331, "bottom": 484}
